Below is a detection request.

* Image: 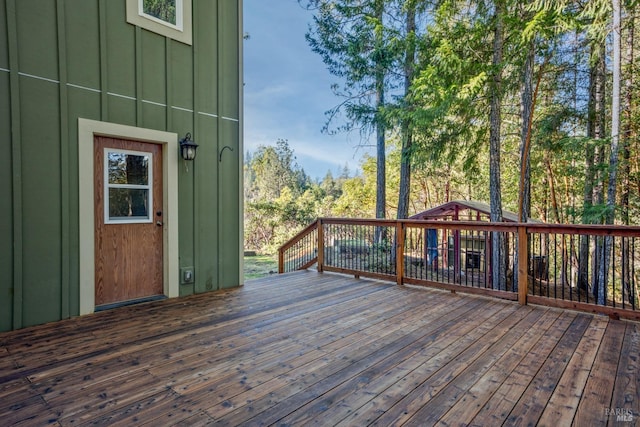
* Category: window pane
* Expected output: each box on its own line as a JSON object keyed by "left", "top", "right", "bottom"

{"left": 108, "top": 152, "right": 149, "bottom": 185}
{"left": 143, "top": 0, "right": 177, "bottom": 25}
{"left": 109, "top": 188, "right": 149, "bottom": 219}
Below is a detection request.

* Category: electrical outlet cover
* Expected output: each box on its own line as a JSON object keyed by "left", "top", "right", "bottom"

{"left": 180, "top": 267, "right": 195, "bottom": 284}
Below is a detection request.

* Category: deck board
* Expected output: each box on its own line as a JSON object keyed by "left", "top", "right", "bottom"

{"left": 436, "top": 308, "right": 561, "bottom": 426}
{"left": 0, "top": 270, "right": 638, "bottom": 426}
{"left": 574, "top": 320, "right": 627, "bottom": 426}
{"left": 504, "top": 313, "right": 593, "bottom": 426}
{"left": 536, "top": 315, "right": 608, "bottom": 426}
{"left": 612, "top": 322, "right": 640, "bottom": 423}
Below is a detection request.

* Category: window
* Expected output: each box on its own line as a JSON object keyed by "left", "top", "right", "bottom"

{"left": 126, "top": 0, "right": 192, "bottom": 45}
{"left": 140, "top": 0, "right": 182, "bottom": 30}
{"left": 105, "top": 149, "right": 153, "bottom": 223}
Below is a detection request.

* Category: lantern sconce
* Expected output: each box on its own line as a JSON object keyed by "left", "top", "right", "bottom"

{"left": 179, "top": 133, "right": 199, "bottom": 161}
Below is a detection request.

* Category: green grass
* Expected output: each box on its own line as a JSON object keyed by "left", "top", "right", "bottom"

{"left": 244, "top": 254, "right": 278, "bottom": 281}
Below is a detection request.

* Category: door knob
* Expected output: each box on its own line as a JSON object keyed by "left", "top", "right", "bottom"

{"left": 156, "top": 221, "right": 163, "bottom": 227}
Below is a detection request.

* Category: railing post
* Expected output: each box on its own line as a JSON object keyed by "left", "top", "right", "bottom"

{"left": 518, "top": 225, "right": 528, "bottom": 305}
{"left": 396, "top": 221, "right": 405, "bottom": 286}
{"left": 317, "top": 219, "right": 324, "bottom": 273}
{"left": 278, "top": 247, "right": 284, "bottom": 274}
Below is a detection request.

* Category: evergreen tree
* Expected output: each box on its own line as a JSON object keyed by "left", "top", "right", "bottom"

{"left": 303, "top": 0, "right": 396, "bottom": 220}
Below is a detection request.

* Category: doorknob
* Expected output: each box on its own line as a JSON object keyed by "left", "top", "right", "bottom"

{"left": 156, "top": 221, "right": 163, "bottom": 227}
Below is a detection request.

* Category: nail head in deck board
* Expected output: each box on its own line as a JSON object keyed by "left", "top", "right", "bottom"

{"left": 0, "top": 271, "right": 638, "bottom": 426}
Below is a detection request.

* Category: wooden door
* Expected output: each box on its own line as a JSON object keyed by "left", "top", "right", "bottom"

{"left": 94, "top": 136, "right": 163, "bottom": 307}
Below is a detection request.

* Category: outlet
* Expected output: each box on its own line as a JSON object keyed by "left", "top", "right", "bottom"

{"left": 180, "top": 267, "right": 195, "bottom": 284}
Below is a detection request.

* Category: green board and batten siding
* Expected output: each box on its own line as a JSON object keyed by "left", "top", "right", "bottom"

{"left": 0, "top": 0, "right": 243, "bottom": 331}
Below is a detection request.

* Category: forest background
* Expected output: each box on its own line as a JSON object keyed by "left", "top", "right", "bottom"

{"left": 244, "top": 0, "right": 640, "bottom": 258}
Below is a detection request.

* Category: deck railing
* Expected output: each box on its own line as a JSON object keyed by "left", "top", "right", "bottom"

{"left": 278, "top": 220, "right": 319, "bottom": 273}
{"left": 278, "top": 218, "right": 640, "bottom": 321}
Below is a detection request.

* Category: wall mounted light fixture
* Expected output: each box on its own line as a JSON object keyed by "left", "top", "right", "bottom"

{"left": 179, "top": 133, "right": 199, "bottom": 161}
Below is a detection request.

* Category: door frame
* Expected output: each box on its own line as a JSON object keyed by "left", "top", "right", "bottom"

{"left": 78, "top": 118, "right": 179, "bottom": 315}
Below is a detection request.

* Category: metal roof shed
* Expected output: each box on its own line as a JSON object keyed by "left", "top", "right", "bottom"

{"left": 409, "top": 200, "right": 541, "bottom": 223}
{"left": 408, "top": 201, "right": 544, "bottom": 286}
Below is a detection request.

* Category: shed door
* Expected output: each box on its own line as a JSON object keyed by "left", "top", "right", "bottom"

{"left": 94, "top": 136, "right": 163, "bottom": 307}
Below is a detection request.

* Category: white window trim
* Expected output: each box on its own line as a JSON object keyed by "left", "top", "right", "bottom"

{"left": 126, "top": 0, "right": 192, "bottom": 45}
{"left": 104, "top": 148, "right": 153, "bottom": 224}
{"left": 78, "top": 118, "right": 179, "bottom": 315}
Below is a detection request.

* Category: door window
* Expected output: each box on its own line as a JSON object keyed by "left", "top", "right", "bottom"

{"left": 104, "top": 149, "right": 153, "bottom": 223}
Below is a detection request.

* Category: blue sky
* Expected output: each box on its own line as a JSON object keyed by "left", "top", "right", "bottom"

{"left": 243, "top": 0, "right": 374, "bottom": 180}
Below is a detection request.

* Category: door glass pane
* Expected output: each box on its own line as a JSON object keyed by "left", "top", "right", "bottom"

{"left": 105, "top": 148, "right": 153, "bottom": 223}
{"left": 108, "top": 189, "right": 149, "bottom": 219}
{"left": 108, "top": 152, "right": 149, "bottom": 185}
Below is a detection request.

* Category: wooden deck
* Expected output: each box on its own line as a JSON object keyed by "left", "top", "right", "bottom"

{"left": 1, "top": 271, "right": 638, "bottom": 426}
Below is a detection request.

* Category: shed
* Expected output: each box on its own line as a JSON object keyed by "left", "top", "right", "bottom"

{"left": 409, "top": 200, "right": 539, "bottom": 223}
{"left": 409, "top": 201, "right": 543, "bottom": 281}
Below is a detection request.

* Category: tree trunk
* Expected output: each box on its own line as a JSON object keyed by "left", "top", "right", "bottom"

{"left": 621, "top": 11, "right": 634, "bottom": 228}
{"left": 373, "top": 0, "right": 386, "bottom": 246}
{"left": 375, "top": 110, "right": 386, "bottom": 221}
{"left": 578, "top": 42, "right": 606, "bottom": 294}
{"left": 608, "top": 0, "right": 622, "bottom": 226}
{"left": 597, "top": 0, "right": 622, "bottom": 305}
{"left": 375, "top": 0, "right": 386, "bottom": 222}
{"left": 489, "top": 0, "right": 506, "bottom": 291}
{"left": 622, "top": 8, "right": 635, "bottom": 305}
{"left": 519, "top": 40, "right": 535, "bottom": 223}
{"left": 514, "top": 39, "right": 536, "bottom": 294}
{"left": 544, "top": 153, "right": 561, "bottom": 223}
{"left": 594, "top": 0, "right": 621, "bottom": 304}
{"left": 397, "top": 2, "right": 416, "bottom": 220}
